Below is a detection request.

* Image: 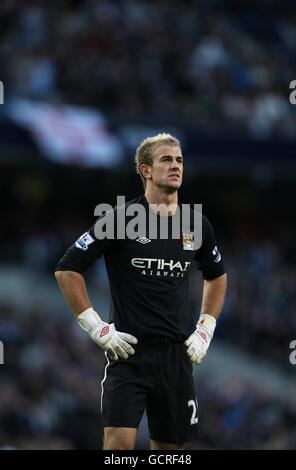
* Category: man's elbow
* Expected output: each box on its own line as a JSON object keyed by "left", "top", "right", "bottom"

{"left": 206, "top": 273, "right": 227, "bottom": 291}
{"left": 54, "top": 270, "right": 64, "bottom": 288}
{"left": 217, "top": 272, "right": 227, "bottom": 286}
{"left": 54, "top": 269, "right": 82, "bottom": 284}
{"left": 220, "top": 272, "right": 227, "bottom": 282}
{"left": 54, "top": 270, "right": 64, "bottom": 283}
{"left": 207, "top": 272, "right": 227, "bottom": 283}
{"left": 216, "top": 272, "right": 227, "bottom": 292}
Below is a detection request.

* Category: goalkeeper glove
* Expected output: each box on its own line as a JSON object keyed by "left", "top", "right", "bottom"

{"left": 184, "top": 313, "right": 216, "bottom": 364}
{"left": 77, "top": 307, "right": 138, "bottom": 361}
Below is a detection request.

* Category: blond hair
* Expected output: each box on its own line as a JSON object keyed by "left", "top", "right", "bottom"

{"left": 135, "top": 133, "right": 181, "bottom": 188}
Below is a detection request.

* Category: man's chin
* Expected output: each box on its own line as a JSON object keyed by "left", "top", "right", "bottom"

{"left": 161, "top": 182, "right": 181, "bottom": 194}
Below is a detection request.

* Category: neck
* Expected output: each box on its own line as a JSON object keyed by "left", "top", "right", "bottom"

{"left": 144, "top": 186, "right": 178, "bottom": 216}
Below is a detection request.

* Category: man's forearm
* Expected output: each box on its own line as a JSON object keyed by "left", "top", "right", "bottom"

{"left": 55, "top": 270, "right": 92, "bottom": 316}
{"left": 185, "top": 273, "right": 227, "bottom": 364}
{"left": 55, "top": 270, "right": 138, "bottom": 359}
{"left": 200, "top": 273, "right": 227, "bottom": 319}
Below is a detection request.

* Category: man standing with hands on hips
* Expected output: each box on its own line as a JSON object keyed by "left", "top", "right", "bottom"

{"left": 55, "top": 133, "right": 227, "bottom": 450}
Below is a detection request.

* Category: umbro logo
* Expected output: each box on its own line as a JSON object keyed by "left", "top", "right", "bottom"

{"left": 136, "top": 237, "right": 151, "bottom": 244}
{"left": 212, "top": 246, "right": 221, "bottom": 263}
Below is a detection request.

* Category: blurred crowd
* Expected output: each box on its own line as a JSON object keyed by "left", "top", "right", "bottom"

{"left": 1, "top": 0, "right": 295, "bottom": 138}
{"left": 217, "top": 241, "right": 295, "bottom": 366}
{"left": 0, "top": 303, "right": 295, "bottom": 450}
{"left": 0, "top": 304, "right": 104, "bottom": 450}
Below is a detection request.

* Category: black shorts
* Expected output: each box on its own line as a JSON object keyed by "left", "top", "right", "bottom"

{"left": 101, "top": 339, "right": 199, "bottom": 444}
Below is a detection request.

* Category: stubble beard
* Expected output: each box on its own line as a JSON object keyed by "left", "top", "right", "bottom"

{"left": 159, "top": 180, "right": 181, "bottom": 194}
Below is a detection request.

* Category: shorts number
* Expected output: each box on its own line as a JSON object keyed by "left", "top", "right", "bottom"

{"left": 188, "top": 399, "right": 198, "bottom": 425}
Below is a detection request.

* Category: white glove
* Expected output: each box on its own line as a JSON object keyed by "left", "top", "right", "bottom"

{"left": 184, "top": 313, "right": 216, "bottom": 364}
{"left": 77, "top": 307, "right": 138, "bottom": 361}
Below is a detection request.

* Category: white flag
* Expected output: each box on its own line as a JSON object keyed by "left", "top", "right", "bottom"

{"left": 7, "top": 99, "right": 123, "bottom": 167}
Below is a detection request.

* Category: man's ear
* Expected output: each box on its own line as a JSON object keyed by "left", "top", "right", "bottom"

{"left": 140, "top": 164, "right": 152, "bottom": 180}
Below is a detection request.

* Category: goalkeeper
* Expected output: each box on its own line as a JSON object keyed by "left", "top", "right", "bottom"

{"left": 55, "top": 133, "right": 227, "bottom": 450}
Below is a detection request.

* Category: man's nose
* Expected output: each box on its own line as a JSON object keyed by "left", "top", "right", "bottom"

{"left": 170, "top": 159, "right": 181, "bottom": 170}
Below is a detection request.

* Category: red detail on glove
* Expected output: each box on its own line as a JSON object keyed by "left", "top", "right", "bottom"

{"left": 200, "top": 319, "right": 205, "bottom": 324}
{"left": 100, "top": 326, "right": 109, "bottom": 337}
{"left": 197, "top": 330, "right": 207, "bottom": 343}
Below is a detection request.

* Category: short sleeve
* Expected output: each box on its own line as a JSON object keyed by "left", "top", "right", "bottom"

{"left": 194, "top": 216, "right": 226, "bottom": 280}
{"left": 56, "top": 213, "right": 116, "bottom": 274}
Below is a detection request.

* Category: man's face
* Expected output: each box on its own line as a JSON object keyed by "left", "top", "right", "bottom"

{"left": 149, "top": 144, "right": 183, "bottom": 192}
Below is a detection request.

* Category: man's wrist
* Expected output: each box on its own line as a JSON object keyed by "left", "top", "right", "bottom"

{"left": 77, "top": 307, "right": 103, "bottom": 333}
{"left": 198, "top": 313, "right": 216, "bottom": 337}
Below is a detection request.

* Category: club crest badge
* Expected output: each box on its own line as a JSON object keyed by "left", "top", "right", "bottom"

{"left": 182, "top": 233, "right": 194, "bottom": 251}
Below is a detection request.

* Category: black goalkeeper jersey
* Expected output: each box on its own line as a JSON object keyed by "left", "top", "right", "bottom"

{"left": 56, "top": 195, "right": 225, "bottom": 341}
